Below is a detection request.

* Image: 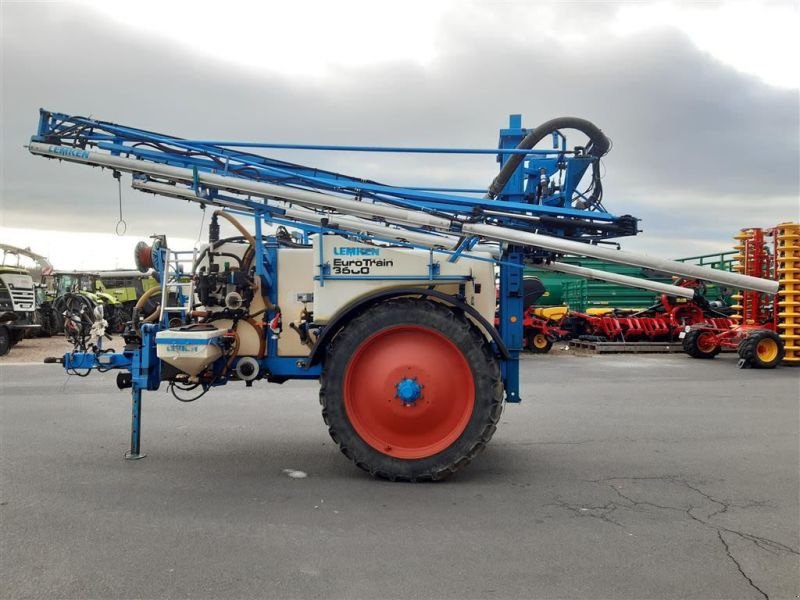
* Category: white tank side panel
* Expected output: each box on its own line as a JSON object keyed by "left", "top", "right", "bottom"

{"left": 312, "top": 236, "right": 496, "bottom": 323}
{"left": 470, "top": 259, "right": 496, "bottom": 321}
{"left": 213, "top": 318, "right": 263, "bottom": 357}
{"left": 276, "top": 247, "right": 315, "bottom": 357}
{"left": 248, "top": 277, "right": 268, "bottom": 318}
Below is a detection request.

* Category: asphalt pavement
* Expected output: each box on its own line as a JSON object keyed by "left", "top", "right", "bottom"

{"left": 1, "top": 353, "right": 798, "bottom": 599}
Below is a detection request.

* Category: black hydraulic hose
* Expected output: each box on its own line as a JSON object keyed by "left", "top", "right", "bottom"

{"left": 486, "top": 117, "right": 611, "bottom": 199}
{"left": 192, "top": 235, "right": 260, "bottom": 271}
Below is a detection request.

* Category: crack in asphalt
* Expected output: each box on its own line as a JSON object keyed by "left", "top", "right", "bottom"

{"left": 553, "top": 475, "right": 797, "bottom": 598}
{"left": 603, "top": 477, "right": 797, "bottom": 556}
{"left": 717, "top": 530, "right": 770, "bottom": 600}
{"left": 546, "top": 497, "right": 625, "bottom": 528}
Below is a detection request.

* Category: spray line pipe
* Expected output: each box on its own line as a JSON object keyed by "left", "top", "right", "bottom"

{"left": 131, "top": 180, "right": 496, "bottom": 255}
{"left": 29, "top": 142, "right": 777, "bottom": 295}
{"left": 462, "top": 223, "right": 778, "bottom": 295}
{"left": 132, "top": 181, "right": 713, "bottom": 301}
{"left": 536, "top": 261, "right": 696, "bottom": 300}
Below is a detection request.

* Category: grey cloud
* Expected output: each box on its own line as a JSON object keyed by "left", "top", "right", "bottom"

{"left": 1, "top": 1, "right": 797, "bottom": 252}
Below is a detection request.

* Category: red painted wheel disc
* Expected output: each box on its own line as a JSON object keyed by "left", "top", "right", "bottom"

{"left": 343, "top": 325, "right": 475, "bottom": 459}
{"left": 697, "top": 332, "right": 718, "bottom": 353}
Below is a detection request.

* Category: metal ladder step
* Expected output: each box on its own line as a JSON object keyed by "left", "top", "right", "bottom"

{"left": 160, "top": 248, "right": 197, "bottom": 317}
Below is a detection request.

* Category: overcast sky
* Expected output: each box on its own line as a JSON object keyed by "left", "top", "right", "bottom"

{"left": 1, "top": 0, "right": 798, "bottom": 269}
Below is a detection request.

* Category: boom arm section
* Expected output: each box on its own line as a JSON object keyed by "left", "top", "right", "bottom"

{"left": 30, "top": 109, "right": 634, "bottom": 243}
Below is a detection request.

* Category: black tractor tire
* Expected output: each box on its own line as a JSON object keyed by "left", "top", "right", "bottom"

{"left": 45, "top": 310, "right": 59, "bottom": 337}
{"left": 52, "top": 310, "right": 65, "bottom": 335}
{"left": 33, "top": 307, "right": 54, "bottom": 337}
{"left": 320, "top": 298, "right": 504, "bottom": 482}
{"left": 106, "top": 305, "right": 130, "bottom": 334}
{"left": 53, "top": 294, "right": 94, "bottom": 334}
{"left": 59, "top": 294, "right": 96, "bottom": 339}
{"left": 10, "top": 328, "right": 25, "bottom": 345}
{"left": 118, "top": 305, "right": 133, "bottom": 331}
{"left": 528, "top": 332, "right": 553, "bottom": 354}
{"left": 737, "top": 330, "right": 784, "bottom": 369}
{"left": 0, "top": 325, "right": 10, "bottom": 356}
{"left": 683, "top": 329, "right": 721, "bottom": 359}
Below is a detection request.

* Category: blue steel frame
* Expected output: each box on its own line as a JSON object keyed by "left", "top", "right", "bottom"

{"left": 32, "top": 109, "right": 637, "bottom": 455}
{"left": 496, "top": 115, "right": 527, "bottom": 403}
{"left": 32, "top": 110, "right": 621, "bottom": 233}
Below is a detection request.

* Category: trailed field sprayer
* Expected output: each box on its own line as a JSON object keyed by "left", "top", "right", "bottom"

{"left": 27, "top": 110, "right": 778, "bottom": 480}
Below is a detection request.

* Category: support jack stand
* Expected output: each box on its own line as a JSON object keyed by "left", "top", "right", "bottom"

{"left": 124, "top": 387, "right": 146, "bottom": 461}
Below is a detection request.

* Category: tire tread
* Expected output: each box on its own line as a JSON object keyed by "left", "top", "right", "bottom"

{"left": 737, "top": 329, "right": 784, "bottom": 369}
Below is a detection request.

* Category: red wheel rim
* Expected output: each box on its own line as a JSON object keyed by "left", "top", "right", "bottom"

{"left": 343, "top": 325, "right": 475, "bottom": 459}
{"left": 697, "top": 332, "right": 717, "bottom": 353}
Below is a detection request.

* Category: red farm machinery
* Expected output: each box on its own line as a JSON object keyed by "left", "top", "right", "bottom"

{"left": 520, "top": 280, "right": 737, "bottom": 354}
{"left": 681, "top": 223, "right": 800, "bottom": 368}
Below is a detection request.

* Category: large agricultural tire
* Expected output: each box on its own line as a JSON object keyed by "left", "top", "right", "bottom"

{"left": 320, "top": 298, "right": 504, "bottom": 482}
{"left": 0, "top": 325, "right": 10, "bottom": 356}
{"left": 45, "top": 310, "right": 59, "bottom": 337}
{"left": 52, "top": 310, "right": 65, "bottom": 335}
{"left": 10, "top": 328, "right": 25, "bottom": 345}
{"left": 106, "top": 305, "right": 130, "bottom": 334}
{"left": 53, "top": 294, "right": 94, "bottom": 334}
{"left": 737, "top": 330, "right": 784, "bottom": 369}
{"left": 528, "top": 332, "right": 553, "bottom": 354}
{"left": 683, "top": 329, "right": 721, "bottom": 359}
{"left": 33, "top": 307, "right": 56, "bottom": 337}
{"left": 62, "top": 294, "right": 95, "bottom": 320}
{"left": 57, "top": 294, "right": 96, "bottom": 340}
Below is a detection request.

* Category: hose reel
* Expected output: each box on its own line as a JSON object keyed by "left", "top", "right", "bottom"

{"left": 134, "top": 236, "right": 167, "bottom": 277}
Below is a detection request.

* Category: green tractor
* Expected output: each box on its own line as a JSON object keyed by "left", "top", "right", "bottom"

{"left": 95, "top": 270, "right": 159, "bottom": 306}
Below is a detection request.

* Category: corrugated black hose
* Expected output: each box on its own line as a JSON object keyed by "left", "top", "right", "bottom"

{"left": 486, "top": 117, "right": 611, "bottom": 202}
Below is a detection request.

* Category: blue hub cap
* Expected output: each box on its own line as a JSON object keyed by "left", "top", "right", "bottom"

{"left": 395, "top": 377, "right": 423, "bottom": 404}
